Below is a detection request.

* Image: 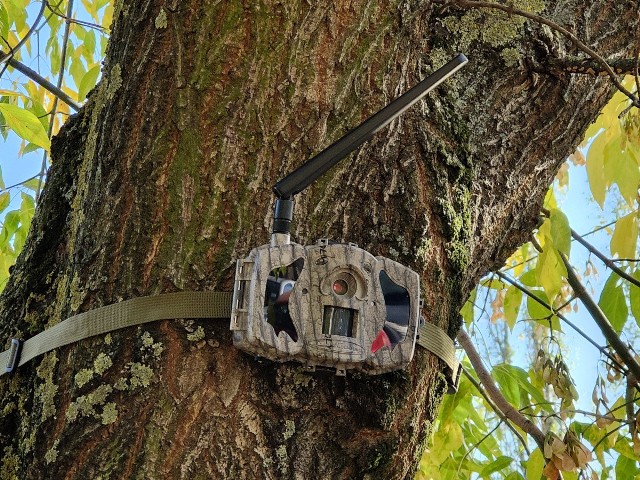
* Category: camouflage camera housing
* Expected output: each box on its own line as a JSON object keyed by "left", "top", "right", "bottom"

{"left": 230, "top": 239, "right": 421, "bottom": 375}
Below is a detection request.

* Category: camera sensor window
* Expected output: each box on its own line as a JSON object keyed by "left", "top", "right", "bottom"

{"left": 322, "top": 306, "right": 356, "bottom": 337}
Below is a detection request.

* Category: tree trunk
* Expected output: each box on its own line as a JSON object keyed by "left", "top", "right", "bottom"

{"left": 0, "top": 1, "right": 636, "bottom": 478}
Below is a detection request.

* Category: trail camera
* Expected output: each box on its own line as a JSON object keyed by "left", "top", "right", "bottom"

{"left": 231, "top": 54, "right": 467, "bottom": 375}
{"left": 231, "top": 240, "right": 420, "bottom": 374}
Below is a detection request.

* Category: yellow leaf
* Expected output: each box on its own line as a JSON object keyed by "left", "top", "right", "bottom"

{"left": 535, "top": 246, "right": 567, "bottom": 302}
{"left": 0, "top": 89, "right": 26, "bottom": 97}
{"left": 503, "top": 285, "right": 522, "bottom": 330}
{"left": 586, "top": 132, "right": 609, "bottom": 208}
{"left": 603, "top": 138, "right": 640, "bottom": 207}
{"left": 610, "top": 212, "right": 638, "bottom": 259}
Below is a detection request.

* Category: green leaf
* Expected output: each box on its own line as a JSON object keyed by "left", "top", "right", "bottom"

{"left": 598, "top": 273, "right": 628, "bottom": 333}
{"left": 614, "top": 437, "right": 640, "bottom": 461}
{"left": 519, "top": 269, "right": 537, "bottom": 287}
{"left": 503, "top": 285, "right": 522, "bottom": 330}
{"left": 0, "top": 192, "right": 10, "bottom": 212}
{"left": 526, "top": 448, "right": 544, "bottom": 480}
{"left": 47, "top": 36, "right": 61, "bottom": 73}
{"left": 28, "top": 98, "right": 49, "bottom": 131}
{"left": 480, "top": 278, "right": 504, "bottom": 289}
{"left": 460, "top": 288, "right": 477, "bottom": 327}
{"left": 82, "top": 0, "right": 99, "bottom": 22}
{"left": 0, "top": 2, "right": 9, "bottom": 40}
{"left": 493, "top": 364, "right": 548, "bottom": 409}
{"left": 22, "top": 178, "right": 42, "bottom": 192}
{"left": 69, "top": 56, "right": 87, "bottom": 89}
{"left": 615, "top": 455, "right": 638, "bottom": 479}
{"left": 21, "top": 142, "right": 42, "bottom": 155}
{"left": 0, "top": 103, "right": 50, "bottom": 151}
{"left": 505, "top": 473, "right": 525, "bottom": 480}
{"left": 13, "top": 223, "right": 27, "bottom": 252}
{"left": 20, "top": 192, "right": 34, "bottom": 215}
{"left": 526, "top": 289, "right": 552, "bottom": 319}
{"left": 3, "top": 210, "right": 20, "bottom": 237}
{"left": 549, "top": 208, "right": 571, "bottom": 256}
{"left": 610, "top": 212, "right": 638, "bottom": 259}
{"left": 492, "top": 364, "right": 521, "bottom": 407}
{"left": 78, "top": 65, "right": 101, "bottom": 101}
{"left": 479, "top": 456, "right": 513, "bottom": 478}
{"left": 83, "top": 29, "right": 97, "bottom": 61}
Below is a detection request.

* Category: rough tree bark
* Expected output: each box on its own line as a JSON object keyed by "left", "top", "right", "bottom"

{"left": 0, "top": 1, "right": 637, "bottom": 479}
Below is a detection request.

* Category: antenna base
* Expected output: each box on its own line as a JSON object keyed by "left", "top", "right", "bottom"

{"left": 272, "top": 198, "right": 294, "bottom": 235}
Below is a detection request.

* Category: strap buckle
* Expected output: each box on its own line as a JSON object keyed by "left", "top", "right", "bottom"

{"left": 5, "top": 338, "right": 22, "bottom": 374}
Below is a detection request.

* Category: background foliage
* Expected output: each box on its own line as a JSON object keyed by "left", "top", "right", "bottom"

{"left": 0, "top": 1, "right": 638, "bottom": 479}
{"left": 419, "top": 82, "right": 640, "bottom": 479}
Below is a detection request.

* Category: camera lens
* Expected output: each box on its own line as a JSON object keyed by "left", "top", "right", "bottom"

{"left": 332, "top": 279, "right": 348, "bottom": 295}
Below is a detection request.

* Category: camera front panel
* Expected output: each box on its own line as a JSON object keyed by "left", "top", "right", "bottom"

{"left": 231, "top": 241, "right": 420, "bottom": 374}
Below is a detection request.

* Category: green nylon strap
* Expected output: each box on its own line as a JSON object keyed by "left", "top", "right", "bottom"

{"left": 417, "top": 323, "right": 460, "bottom": 393}
{"left": 1, "top": 291, "right": 459, "bottom": 391}
{"left": 0, "top": 291, "right": 233, "bottom": 377}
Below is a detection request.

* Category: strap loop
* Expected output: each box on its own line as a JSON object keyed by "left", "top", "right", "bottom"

{"left": 4, "top": 338, "right": 22, "bottom": 374}
{"left": 417, "top": 322, "right": 460, "bottom": 393}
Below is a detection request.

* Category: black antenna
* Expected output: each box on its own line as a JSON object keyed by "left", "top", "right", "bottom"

{"left": 271, "top": 53, "right": 468, "bottom": 235}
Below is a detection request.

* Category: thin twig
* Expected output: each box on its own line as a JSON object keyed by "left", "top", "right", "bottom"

{"left": 590, "top": 422, "right": 628, "bottom": 453}
{"left": 44, "top": 0, "right": 106, "bottom": 31}
{"left": 0, "top": 175, "right": 40, "bottom": 194}
{"left": 1, "top": 55, "right": 80, "bottom": 111}
{"left": 0, "top": 1, "right": 46, "bottom": 64}
{"left": 457, "top": 329, "right": 546, "bottom": 450}
{"left": 36, "top": 0, "right": 75, "bottom": 201}
{"left": 494, "top": 270, "right": 625, "bottom": 372}
{"left": 542, "top": 200, "right": 639, "bottom": 282}
{"left": 626, "top": 375, "right": 637, "bottom": 437}
{"left": 456, "top": 421, "right": 503, "bottom": 475}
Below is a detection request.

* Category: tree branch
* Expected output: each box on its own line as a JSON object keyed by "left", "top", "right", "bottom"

{"left": 457, "top": 329, "right": 546, "bottom": 450}
{"left": 1, "top": 54, "right": 80, "bottom": 111}
{"left": 560, "top": 253, "right": 640, "bottom": 383}
{"left": 462, "top": 368, "right": 531, "bottom": 455}
{"left": 543, "top": 57, "right": 640, "bottom": 77}
{"left": 0, "top": 1, "right": 46, "bottom": 65}
{"left": 434, "top": 0, "right": 640, "bottom": 108}
{"left": 569, "top": 227, "right": 640, "bottom": 289}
